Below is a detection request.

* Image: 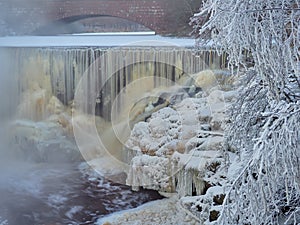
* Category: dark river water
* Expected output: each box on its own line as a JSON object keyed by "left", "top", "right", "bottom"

{"left": 0, "top": 161, "right": 163, "bottom": 225}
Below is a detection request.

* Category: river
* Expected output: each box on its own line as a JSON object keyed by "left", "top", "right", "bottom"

{"left": 0, "top": 160, "right": 163, "bottom": 225}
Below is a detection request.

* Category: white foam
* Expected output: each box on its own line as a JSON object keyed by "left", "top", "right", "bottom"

{"left": 65, "top": 206, "right": 84, "bottom": 219}
{"left": 47, "top": 194, "right": 68, "bottom": 208}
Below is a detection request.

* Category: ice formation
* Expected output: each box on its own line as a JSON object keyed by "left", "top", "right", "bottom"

{"left": 124, "top": 71, "right": 236, "bottom": 223}
{"left": 1, "top": 45, "right": 235, "bottom": 224}
{"left": 10, "top": 117, "right": 81, "bottom": 163}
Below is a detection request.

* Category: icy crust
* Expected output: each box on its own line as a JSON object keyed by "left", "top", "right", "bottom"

{"left": 9, "top": 117, "right": 81, "bottom": 163}
{"left": 125, "top": 87, "right": 235, "bottom": 197}
{"left": 122, "top": 80, "right": 237, "bottom": 224}
{"left": 126, "top": 107, "right": 183, "bottom": 157}
{"left": 126, "top": 155, "right": 171, "bottom": 192}
{"left": 180, "top": 186, "right": 226, "bottom": 225}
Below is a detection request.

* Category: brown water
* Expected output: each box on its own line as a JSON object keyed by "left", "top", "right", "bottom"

{"left": 0, "top": 161, "right": 163, "bottom": 225}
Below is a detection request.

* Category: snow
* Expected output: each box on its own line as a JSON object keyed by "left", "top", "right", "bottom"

{"left": 126, "top": 155, "right": 171, "bottom": 192}
{"left": 122, "top": 71, "right": 237, "bottom": 223}
{"left": 192, "top": 0, "right": 300, "bottom": 223}
{"left": 96, "top": 195, "right": 200, "bottom": 225}
{"left": 0, "top": 218, "right": 8, "bottom": 225}
{"left": 0, "top": 35, "right": 196, "bottom": 47}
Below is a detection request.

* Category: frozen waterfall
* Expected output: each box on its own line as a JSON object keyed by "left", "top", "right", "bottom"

{"left": 2, "top": 46, "right": 227, "bottom": 121}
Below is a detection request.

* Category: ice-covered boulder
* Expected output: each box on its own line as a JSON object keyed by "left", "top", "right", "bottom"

{"left": 46, "top": 96, "right": 65, "bottom": 115}
{"left": 124, "top": 77, "right": 237, "bottom": 205}
{"left": 193, "top": 70, "right": 217, "bottom": 91}
{"left": 9, "top": 120, "right": 81, "bottom": 163}
{"left": 17, "top": 87, "right": 48, "bottom": 121}
{"left": 125, "top": 107, "right": 182, "bottom": 157}
{"left": 126, "top": 155, "right": 172, "bottom": 192}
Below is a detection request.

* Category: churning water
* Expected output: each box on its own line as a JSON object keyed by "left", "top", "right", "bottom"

{"left": 0, "top": 160, "right": 163, "bottom": 225}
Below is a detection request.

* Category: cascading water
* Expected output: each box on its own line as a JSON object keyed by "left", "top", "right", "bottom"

{"left": 0, "top": 42, "right": 226, "bottom": 225}
{"left": 3, "top": 47, "right": 226, "bottom": 119}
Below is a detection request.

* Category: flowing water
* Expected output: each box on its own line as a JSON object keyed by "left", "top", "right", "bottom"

{"left": 0, "top": 160, "right": 163, "bottom": 225}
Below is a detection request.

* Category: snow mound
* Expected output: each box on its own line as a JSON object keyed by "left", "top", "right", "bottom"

{"left": 97, "top": 196, "right": 200, "bottom": 225}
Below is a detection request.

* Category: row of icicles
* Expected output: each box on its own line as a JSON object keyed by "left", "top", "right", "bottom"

{"left": 2, "top": 47, "right": 227, "bottom": 121}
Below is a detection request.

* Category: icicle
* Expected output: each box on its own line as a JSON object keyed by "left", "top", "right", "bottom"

{"left": 5, "top": 46, "right": 225, "bottom": 122}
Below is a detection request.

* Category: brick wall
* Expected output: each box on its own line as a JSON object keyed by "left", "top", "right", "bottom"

{"left": 0, "top": 0, "right": 198, "bottom": 35}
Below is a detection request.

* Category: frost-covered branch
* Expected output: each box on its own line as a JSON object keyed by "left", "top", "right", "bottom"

{"left": 192, "top": 0, "right": 300, "bottom": 101}
{"left": 221, "top": 102, "right": 300, "bottom": 224}
{"left": 192, "top": 0, "right": 300, "bottom": 224}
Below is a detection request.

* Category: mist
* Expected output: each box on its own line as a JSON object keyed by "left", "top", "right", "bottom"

{"left": 0, "top": 41, "right": 166, "bottom": 225}
{"left": 0, "top": 49, "right": 17, "bottom": 160}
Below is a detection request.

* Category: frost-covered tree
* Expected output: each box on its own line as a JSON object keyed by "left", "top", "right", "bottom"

{"left": 192, "top": 0, "right": 300, "bottom": 224}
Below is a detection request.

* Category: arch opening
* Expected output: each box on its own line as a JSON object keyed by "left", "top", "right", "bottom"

{"left": 32, "top": 15, "right": 153, "bottom": 35}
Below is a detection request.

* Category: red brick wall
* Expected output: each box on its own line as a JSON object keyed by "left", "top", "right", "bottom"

{"left": 0, "top": 0, "right": 196, "bottom": 35}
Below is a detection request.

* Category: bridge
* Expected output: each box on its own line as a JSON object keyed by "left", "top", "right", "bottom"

{"left": 0, "top": 0, "right": 200, "bottom": 36}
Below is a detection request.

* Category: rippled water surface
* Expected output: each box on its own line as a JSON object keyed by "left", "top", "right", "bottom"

{"left": 0, "top": 161, "right": 163, "bottom": 225}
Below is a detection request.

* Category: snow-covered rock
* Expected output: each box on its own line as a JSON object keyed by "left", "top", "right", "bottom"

{"left": 125, "top": 86, "right": 236, "bottom": 198}
{"left": 122, "top": 72, "right": 237, "bottom": 224}
{"left": 125, "top": 107, "right": 182, "bottom": 157}
{"left": 180, "top": 185, "right": 226, "bottom": 224}
{"left": 126, "top": 155, "right": 172, "bottom": 192}
{"left": 192, "top": 70, "right": 218, "bottom": 91}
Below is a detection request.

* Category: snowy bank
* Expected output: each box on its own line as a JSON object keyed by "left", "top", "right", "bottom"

{"left": 97, "top": 195, "right": 200, "bottom": 225}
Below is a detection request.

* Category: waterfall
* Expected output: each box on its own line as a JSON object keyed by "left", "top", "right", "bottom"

{"left": 0, "top": 45, "right": 229, "bottom": 189}
{"left": 1, "top": 46, "right": 227, "bottom": 121}
{"left": 1, "top": 45, "right": 227, "bottom": 163}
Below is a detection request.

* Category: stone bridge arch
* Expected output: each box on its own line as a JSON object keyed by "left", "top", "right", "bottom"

{"left": 0, "top": 0, "right": 201, "bottom": 36}
{"left": 33, "top": 14, "right": 154, "bottom": 35}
